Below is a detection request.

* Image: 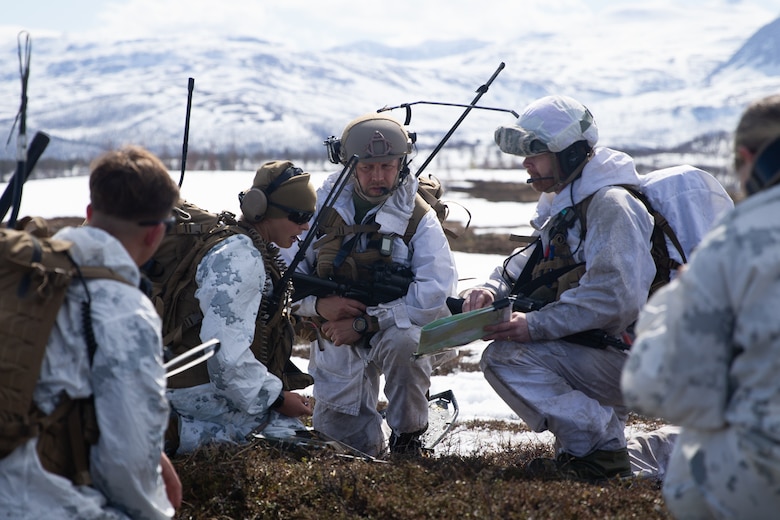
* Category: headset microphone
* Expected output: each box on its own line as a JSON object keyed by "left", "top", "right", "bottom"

{"left": 526, "top": 176, "right": 556, "bottom": 183}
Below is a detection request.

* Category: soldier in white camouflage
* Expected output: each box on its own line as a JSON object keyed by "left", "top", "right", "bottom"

{"left": 622, "top": 93, "right": 780, "bottom": 518}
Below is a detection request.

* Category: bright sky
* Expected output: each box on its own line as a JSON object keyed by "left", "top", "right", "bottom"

{"left": 2, "top": 0, "right": 777, "bottom": 51}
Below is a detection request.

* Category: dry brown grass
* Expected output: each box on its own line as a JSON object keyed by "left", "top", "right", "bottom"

{"left": 171, "top": 432, "right": 671, "bottom": 520}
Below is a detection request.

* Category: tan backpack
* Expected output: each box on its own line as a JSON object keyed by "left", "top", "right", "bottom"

{"left": 0, "top": 217, "right": 124, "bottom": 484}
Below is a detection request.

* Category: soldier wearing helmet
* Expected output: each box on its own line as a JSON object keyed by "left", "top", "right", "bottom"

{"left": 288, "top": 113, "right": 457, "bottom": 458}
{"left": 462, "top": 95, "right": 660, "bottom": 481}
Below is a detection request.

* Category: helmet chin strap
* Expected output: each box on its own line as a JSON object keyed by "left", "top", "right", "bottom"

{"left": 544, "top": 151, "right": 593, "bottom": 193}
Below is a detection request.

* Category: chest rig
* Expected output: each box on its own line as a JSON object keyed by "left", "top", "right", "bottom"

{"left": 511, "top": 205, "right": 586, "bottom": 304}
{"left": 312, "top": 195, "right": 429, "bottom": 284}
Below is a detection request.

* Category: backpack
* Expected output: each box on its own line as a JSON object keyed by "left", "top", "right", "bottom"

{"left": 516, "top": 165, "right": 734, "bottom": 299}
{"left": 0, "top": 216, "right": 124, "bottom": 484}
{"left": 142, "top": 200, "right": 245, "bottom": 380}
{"left": 415, "top": 173, "right": 467, "bottom": 240}
{"left": 604, "top": 165, "right": 733, "bottom": 293}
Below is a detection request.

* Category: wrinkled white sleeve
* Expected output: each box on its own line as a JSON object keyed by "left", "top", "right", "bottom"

{"left": 195, "top": 234, "right": 283, "bottom": 413}
{"left": 527, "top": 187, "right": 656, "bottom": 339}
{"left": 90, "top": 289, "right": 173, "bottom": 520}
{"left": 371, "top": 210, "right": 458, "bottom": 328}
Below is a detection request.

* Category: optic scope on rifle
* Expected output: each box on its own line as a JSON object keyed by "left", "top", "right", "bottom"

{"left": 291, "top": 268, "right": 413, "bottom": 308}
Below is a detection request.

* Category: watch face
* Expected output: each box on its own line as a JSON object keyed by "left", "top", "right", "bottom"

{"left": 352, "top": 316, "right": 368, "bottom": 333}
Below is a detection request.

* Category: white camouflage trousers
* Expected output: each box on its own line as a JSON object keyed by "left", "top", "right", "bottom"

{"left": 480, "top": 338, "right": 629, "bottom": 457}
{"left": 310, "top": 323, "right": 440, "bottom": 457}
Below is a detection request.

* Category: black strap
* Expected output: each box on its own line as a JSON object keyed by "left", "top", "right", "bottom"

{"left": 508, "top": 239, "right": 543, "bottom": 296}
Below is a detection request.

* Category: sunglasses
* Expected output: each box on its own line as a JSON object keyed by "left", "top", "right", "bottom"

{"left": 267, "top": 201, "right": 313, "bottom": 224}
{"left": 138, "top": 215, "right": 177, "bottom": 233}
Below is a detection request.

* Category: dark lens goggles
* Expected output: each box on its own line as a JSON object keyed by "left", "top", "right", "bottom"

{"left": 138, "top": 215, "right": 177, "bottom": 233}
{"left": 267, "top": 201, "right": 313, "bottom": 224}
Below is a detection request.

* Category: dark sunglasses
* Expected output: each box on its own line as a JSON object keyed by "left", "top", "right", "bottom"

{"left": 267, "top": 201, "right": 313, "bottom": 225}
{"left": 138, "top": 215, "right": 177, "bottom": 233}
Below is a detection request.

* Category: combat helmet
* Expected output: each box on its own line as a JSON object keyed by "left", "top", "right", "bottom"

{"left": 338, "top": 113, "right": 413, "bottom": 165}
{"left": 494, "top": 95, "right": 598, "bottom": 188}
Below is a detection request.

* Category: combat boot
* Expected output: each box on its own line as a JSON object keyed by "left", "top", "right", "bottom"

{"left": 388, "top": 426, "right": 428, "bottom": 459}
{"left": 525, "top": 447, "right": 632, "bottom": 483}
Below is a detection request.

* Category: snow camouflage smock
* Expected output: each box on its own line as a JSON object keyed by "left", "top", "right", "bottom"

{"left": 622, "top": 185, "right": 780, "bottom": 518}
{"left": 166, "top": 234, "right": 303, "bottom": 453}
{"left": 479, "top": 147, "right": 658, "bottom": 460}
{"left": 0, "top": 226, "right": 173, "bottom": 520}
{"left": 289, "top": 171, "right": 458, "bottom": 456}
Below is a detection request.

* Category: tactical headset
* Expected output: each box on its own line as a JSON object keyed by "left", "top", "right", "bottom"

{"left": 746, "top": 135, "right": 780, "bottom": 195}
{"left": 239, "top": 164, "right": 304, "bottom": 222}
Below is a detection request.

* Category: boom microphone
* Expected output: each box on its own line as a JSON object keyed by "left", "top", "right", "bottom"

{"left": 526, "top": 176, "right": 556, "bottom": 183}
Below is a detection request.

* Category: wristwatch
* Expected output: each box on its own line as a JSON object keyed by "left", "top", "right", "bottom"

{"left": 352, "top": 315, "right": 369, "bottom": 334}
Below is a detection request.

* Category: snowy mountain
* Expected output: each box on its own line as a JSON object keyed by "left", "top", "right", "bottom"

{"left": 1, "top": 5, "right": 779, "bottom": 165}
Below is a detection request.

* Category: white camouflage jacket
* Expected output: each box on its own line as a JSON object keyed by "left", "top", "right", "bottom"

{"left": 0, "top": 226, "right": 173, "bottom": 520}
{"left": 166, "top": 234, "right": 294, "bottom": 452}
{"left": 623, "top": 185, "right": 780, "bottom": 441}
{"left": 476, "top": 147, "right": 656, "bottom": 339}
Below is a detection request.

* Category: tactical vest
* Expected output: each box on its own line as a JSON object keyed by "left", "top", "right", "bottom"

{"left": 147, "top": 204, "right": 311, "bottom": 391}
{"left": 313, "top": 193, "right": 430, "bottom": 283}
{"left": 515, "top": 185, "right": 685, "bottom": 304}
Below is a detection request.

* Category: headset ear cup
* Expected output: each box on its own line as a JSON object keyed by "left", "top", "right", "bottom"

{"left": 240, "top": 188, "right": 268, "bottom": 222}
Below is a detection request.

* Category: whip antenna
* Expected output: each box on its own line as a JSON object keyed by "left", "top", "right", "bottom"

{"left": 7, "top": 31, "right": 32, "bottom": 227}
{"left": 179, "top": 77, "right": 194, "bottom": 188}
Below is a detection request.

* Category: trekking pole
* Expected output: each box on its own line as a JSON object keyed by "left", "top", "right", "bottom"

{"left": 178, "top": 77, "right": 194, "bottom": 188}
{"left": 7, "top": 31, "right": 32, "bottom": 228}
{"left": 412, "top": 62, "right": 507, "bottom": 178}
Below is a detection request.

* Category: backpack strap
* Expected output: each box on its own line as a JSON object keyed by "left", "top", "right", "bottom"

{"left": 621, "top": 186, "right": 686, "bottom": 263}
{"left": 403, "top": 192, "right": 439, "bottom": 244}
{"left": 619, "top": 186, "right": 684, "bottom": 292}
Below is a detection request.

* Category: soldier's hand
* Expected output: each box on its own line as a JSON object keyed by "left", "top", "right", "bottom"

{"left": 321, "top": 318, "right": 363, "bottom": 346}
{"left": 461, "top": 288, "right": 495, "bottom": 312}
{"left": 315, "top": 296, "right": 366, "bottom": 321}
{"left": 276, "top": 391, "right": 313, "bottom": 418}
{"left": 483, "top": 311, "right": 531, "bottom": 343}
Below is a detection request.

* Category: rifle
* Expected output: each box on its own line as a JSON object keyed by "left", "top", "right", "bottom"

{"left": 291, "top": 264, "right": 414, "bottom": 306}
{"left": 446, "top": 295, "right": 630, "bottom": 350}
